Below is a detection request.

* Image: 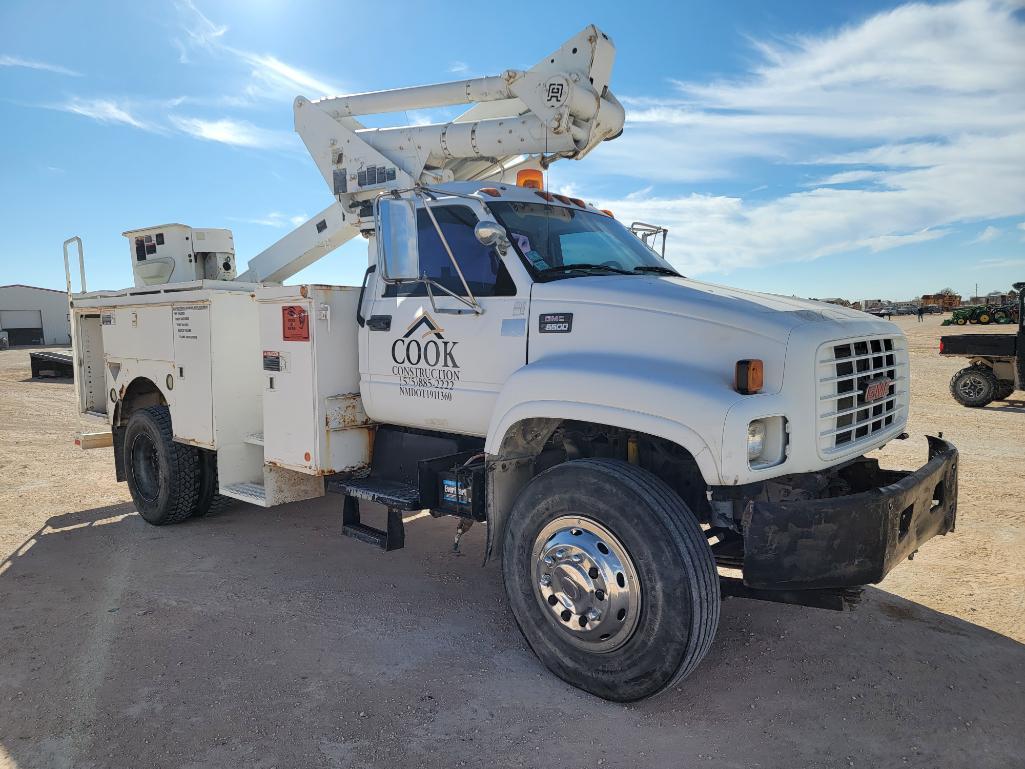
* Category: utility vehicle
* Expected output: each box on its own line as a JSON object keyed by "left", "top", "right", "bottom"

{"left": 942, "top": 283, "right": 1024, "bottom": 407}
{"left": 64, "top": 27, "right": 959, "bottom": 701}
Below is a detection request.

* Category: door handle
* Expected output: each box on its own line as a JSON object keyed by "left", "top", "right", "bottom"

{"left": 367, "top": 315, "right": 391, "bottom": 331}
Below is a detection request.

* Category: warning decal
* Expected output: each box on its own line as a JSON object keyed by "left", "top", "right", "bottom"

{"left": 282, "top": 305, "right": 309, "bottom": 341}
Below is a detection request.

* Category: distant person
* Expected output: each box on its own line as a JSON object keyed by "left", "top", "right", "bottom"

{"left": 917, "top": 306, "right": 925, "bottom": 322}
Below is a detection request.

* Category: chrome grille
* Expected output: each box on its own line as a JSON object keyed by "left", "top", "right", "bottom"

{"left": 817, "top": 336, "right": 908, "bottom": 456}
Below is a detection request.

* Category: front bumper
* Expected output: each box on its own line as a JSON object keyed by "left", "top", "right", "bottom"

{"left": 741, "top": 436, "right": 958, "bottom": 590}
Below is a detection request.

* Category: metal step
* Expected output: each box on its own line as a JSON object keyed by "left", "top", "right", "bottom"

{"left": 340, "top": 496, "right": 405, "bottom": 551}
{"left": 220, "top": 482, "right": 269, "bottom": 506}
{"left": 327, "top": 477, "right": 421, "bottom": 511}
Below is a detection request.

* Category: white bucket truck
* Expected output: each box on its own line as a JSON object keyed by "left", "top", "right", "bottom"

{"left": 64, "top": 26, "right": 958, "bottom": 701}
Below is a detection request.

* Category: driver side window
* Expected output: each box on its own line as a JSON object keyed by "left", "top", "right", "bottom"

{"left": 385, "top": 205, "right": 516, "bottom": 297}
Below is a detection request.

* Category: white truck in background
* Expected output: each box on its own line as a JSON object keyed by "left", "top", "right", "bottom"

{"left": 64, "top": 26, "right": 959, "bottom": 702}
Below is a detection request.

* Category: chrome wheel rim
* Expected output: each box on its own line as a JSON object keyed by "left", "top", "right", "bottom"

{"left": 530, "top": 516, "right": 641, "bottom": 653}
{"left": 957, "top": 373, "right": 988, "bottom": 400}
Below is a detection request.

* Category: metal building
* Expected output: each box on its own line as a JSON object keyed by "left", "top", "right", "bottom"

{"left": 0, "top": 284, "right": 71, "bottom": 346}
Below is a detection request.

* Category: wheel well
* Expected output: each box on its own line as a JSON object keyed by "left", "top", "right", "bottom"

{"left": 486, "top": 418, "right": 709, "bottom": 561}
{"left": 114, "top": 377, "right": 166, "bottom": 427}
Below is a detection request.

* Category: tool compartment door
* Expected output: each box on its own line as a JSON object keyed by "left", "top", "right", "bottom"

{"left": 170, "top": 303, "right": 214, "bottom": 447}
{"left": 259, "top": 297, "right": 318, "bottom": 472}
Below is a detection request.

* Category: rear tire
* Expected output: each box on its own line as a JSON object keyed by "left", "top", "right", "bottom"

{"left": 502, "top": 459, "right": 720, "bottom": 702}
{"left": 995, "top": 381, "right": 1015, "bottom": 401}
{"left": 950, "top": 367, "right": 997, "bottom": 407}
{"left": 123, "top": 405, "right": 200, "bottom": 525}
{"left": 194, "top": 449, "right": 233, "bottom": 517}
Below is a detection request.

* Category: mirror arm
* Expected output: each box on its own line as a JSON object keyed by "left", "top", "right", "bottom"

{"left": 424, "top": 277, "right": 483, "bottom": 315}
{"left": 421, "top": 199, "right": 480, "bottom": 309}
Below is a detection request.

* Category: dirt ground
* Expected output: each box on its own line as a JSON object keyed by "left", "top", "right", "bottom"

{"left": 1, "top": 315, "right": 1023, "bottom": 769}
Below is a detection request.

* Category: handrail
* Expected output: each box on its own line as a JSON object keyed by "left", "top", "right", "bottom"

{"left": 63, "top": 236, "right": 86, "bottom": 296}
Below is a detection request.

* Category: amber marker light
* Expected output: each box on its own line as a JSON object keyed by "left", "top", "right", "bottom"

{"left": 517, "top": 169, "right": 544, "bottom": 189}
{"left": 735, "top": 359, "right": 763, "bottom": 395}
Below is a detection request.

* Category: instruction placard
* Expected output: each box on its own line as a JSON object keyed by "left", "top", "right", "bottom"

{"left": 282, "top": 305, "right": 309, "bottom": 341}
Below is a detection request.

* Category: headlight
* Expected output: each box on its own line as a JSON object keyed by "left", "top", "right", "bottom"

{"left": 747, "top": 417, "right": 788, "bottom": 468}
{"left": 747, "top": 421, "right": 766, "bottom": 460}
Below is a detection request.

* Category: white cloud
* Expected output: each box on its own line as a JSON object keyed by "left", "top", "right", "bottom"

{"left": 804, "top": 170, "right": 886, "bottom": 187}
{"left": 230, "top": 50, "right": 344, "bottom": 100}
{"left": 571, "top": 0, "right": 1025, "bottom": 274}
{"left": 230, "top": 211, "right": 309, "bottom": 228}
{"left": 169, "top": 116, "right": 295, "bottom": 149}
{"left": 449, "top": 61, "right": 469, "bottom": 74}
{"left": 971, "top": 225, "right": 1002, "bottom": 243}
{"left": 0, "top": 54, "right": 81, "bottom": 77}
{"left": 174, "top": 1, "right": 343, "bottom": 101}
{"left": 174, "top": 0, "right": 227, "bottom": 48}
{"left": 979, "top": 257, "right": 1025, "bottom": 269}
{"left": 55, "top": 98, "right": 156, "bottom": 131}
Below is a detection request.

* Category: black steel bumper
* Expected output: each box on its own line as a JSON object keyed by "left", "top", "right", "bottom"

{"left": 742, "top": 436, "right": 958, "bottom": 591}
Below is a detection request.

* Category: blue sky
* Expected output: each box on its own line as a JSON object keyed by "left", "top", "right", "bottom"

{"left": 1, "top": 0, "right": 1023, "bottom": 301}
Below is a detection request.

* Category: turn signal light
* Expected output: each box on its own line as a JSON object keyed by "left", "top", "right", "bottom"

{"left": 735, "top": 359, "right": 763, "bottom": 395}
{"left": 517, "top": 169, "right": 544, "bottom": 189}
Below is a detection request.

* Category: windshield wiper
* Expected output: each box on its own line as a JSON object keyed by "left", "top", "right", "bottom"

{"left": 539, "top": 263, "right": 632, "bottom": 275}
{"left": 632, "top": 265, "right": 681, "bottom": 276}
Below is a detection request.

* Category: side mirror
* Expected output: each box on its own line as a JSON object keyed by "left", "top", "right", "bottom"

{"left": 377, "top": 197, "right": 419, "bottom": 282}
{"left": 474, "top": 220, "right": 510, "bottom": 255}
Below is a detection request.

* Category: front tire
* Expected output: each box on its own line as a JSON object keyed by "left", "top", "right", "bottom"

{"left": 123, "top": 405, "right": 201, "bottom": 525}
{"left": 950, "top": 367, "right": 997, "bottom": 407}
{"left": 502, "top": 459, "right": 720, "bottom": 702}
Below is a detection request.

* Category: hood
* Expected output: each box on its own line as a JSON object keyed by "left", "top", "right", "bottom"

{"left": 531, "top": 275, "right": 873, "bottom": 342}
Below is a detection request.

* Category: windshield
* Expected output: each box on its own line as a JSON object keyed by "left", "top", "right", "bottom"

{"left": 487, "top": 201, "right": 679, "bottom": 279}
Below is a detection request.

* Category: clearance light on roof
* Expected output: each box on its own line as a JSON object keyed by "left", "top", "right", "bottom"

{"left": 534, "top": 190, "right": 555, "bottom": 202}
{"left": 479, "top": 187, "right": 502, "bottom": 197}
{"left": 517, "top": 169, "right": 544, "bottom": 189}
{"left": 600, "top": 208, "right": 615, "bottom": 218}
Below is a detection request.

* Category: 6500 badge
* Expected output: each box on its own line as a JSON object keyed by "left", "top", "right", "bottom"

{"left": 391, "top": 314, "right": 460, "bottom": 401}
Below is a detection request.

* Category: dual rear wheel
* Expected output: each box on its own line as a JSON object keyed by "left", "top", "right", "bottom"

{"left": 123, "top": 405, "right": 229, "bottom": 524}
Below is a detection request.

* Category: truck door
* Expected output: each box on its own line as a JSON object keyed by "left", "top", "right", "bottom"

{"left": 362, "top": 201, "right": 528, "bottom": 436}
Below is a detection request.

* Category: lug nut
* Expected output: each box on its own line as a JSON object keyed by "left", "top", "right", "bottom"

{"left": 555, "top": 548, "right": 566, "bottom": 559}
{"left": 543, "top": 555, "right": 554, "bottom": 566}
{"left": 586, "top": 608, "right": 602, "bottom": 622}
{"left": 539, "top": 574, "right": 552, "bottom": 587}
{"left": 571, "top": 554, "right": 583, "bottom": 563}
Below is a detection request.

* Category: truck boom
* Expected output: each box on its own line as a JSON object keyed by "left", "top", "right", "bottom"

{"left": 238, "top": 25, "right": 624, "bottom": 285}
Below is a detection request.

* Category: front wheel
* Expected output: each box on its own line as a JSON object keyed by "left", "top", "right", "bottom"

{"left": 950, "top": 367, "right": 997, "bottom": 407}
{"left": 502, "top": 459, "right": 720, "bottom": 702}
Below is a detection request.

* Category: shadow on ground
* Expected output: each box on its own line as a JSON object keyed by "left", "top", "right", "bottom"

{"left": 1, "top": 500, "right": 1022, "bottom": 769}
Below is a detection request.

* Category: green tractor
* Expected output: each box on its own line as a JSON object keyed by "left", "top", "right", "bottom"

{"left": 943, "top": 301, "right": 1020, "bottom": 327}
